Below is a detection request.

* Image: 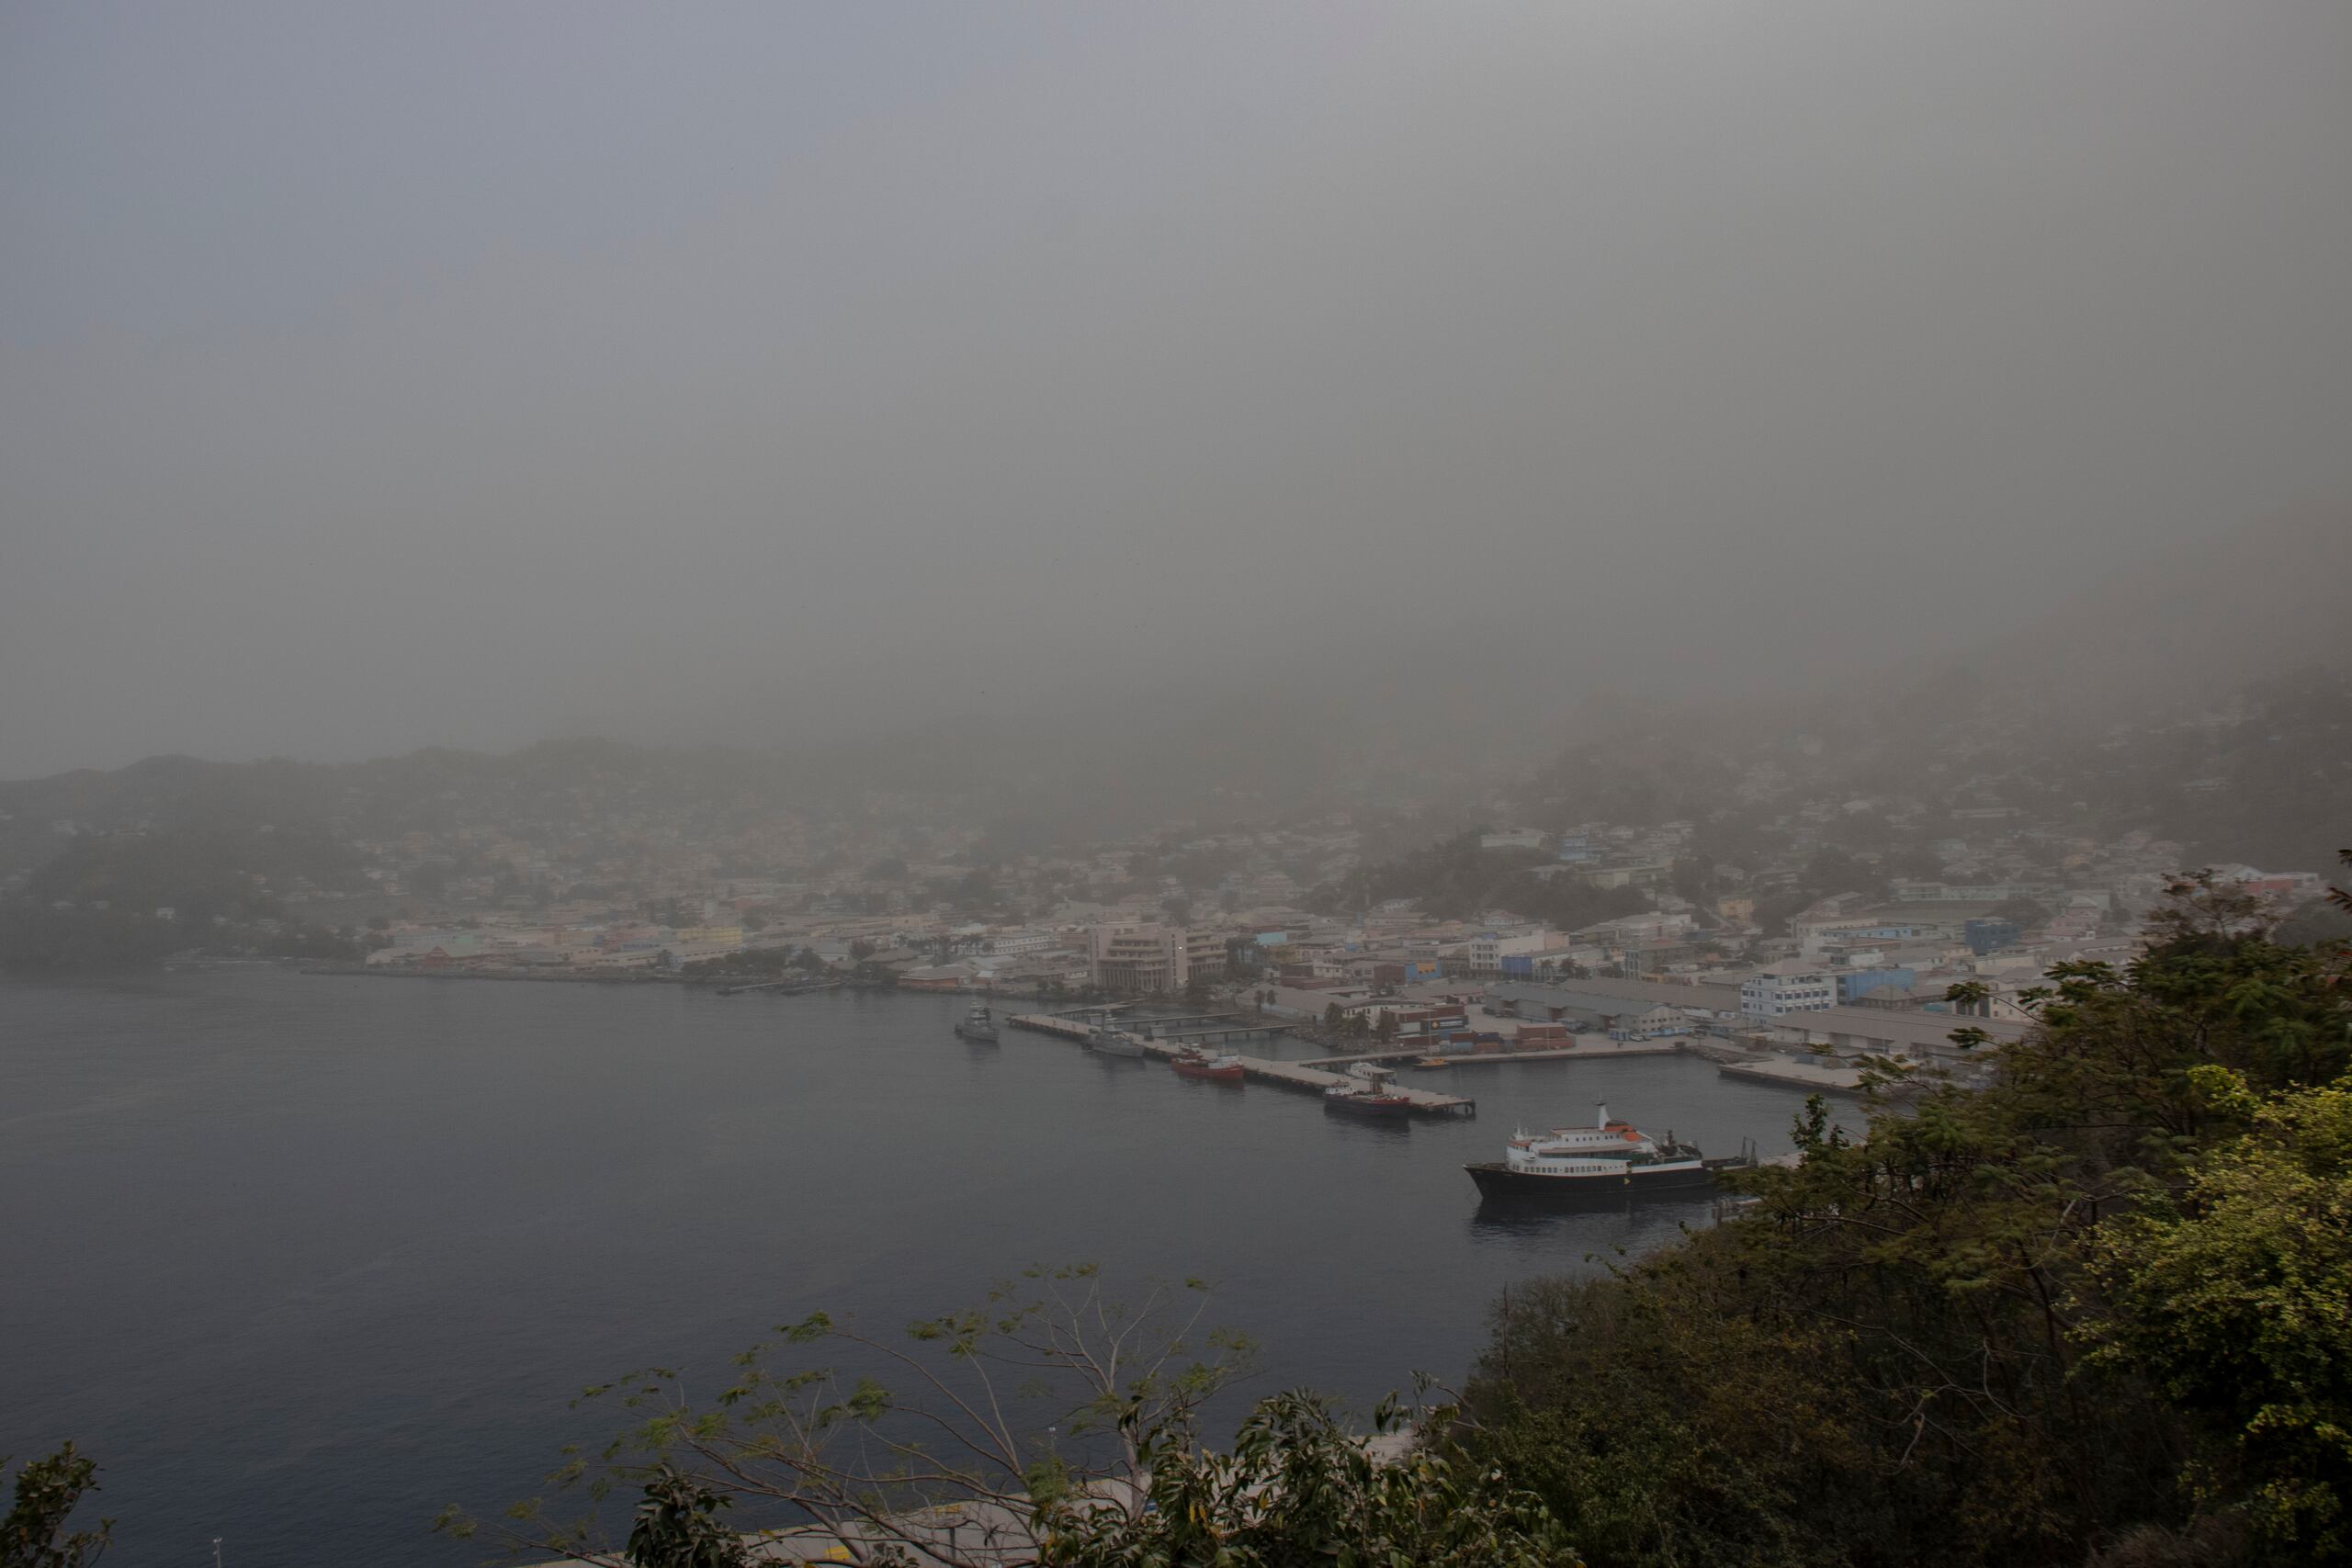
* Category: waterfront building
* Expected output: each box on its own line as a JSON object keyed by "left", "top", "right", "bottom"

{"left": 1466, "top": 929, "right": 1559, "bottom": 975}
{"left": 1740, "top": 966, "right": 1838, "bottom": 1020}
{"left": 1183, "top": 927, "right": 1228, "bottom": 982}
{"left": 1087, "top": 923, "right": 1190, "bottom": 994}
{"left": 1837, "top": 967, "right": 1917, "bottom": 1004}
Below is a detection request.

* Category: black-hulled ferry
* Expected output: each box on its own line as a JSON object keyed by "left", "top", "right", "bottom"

{"left": 1464, "top": 1102, "right": 1714, "bottom": 1201}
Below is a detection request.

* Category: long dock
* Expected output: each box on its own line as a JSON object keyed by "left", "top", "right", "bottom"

{"left": 1124, "top": 1010, "right": 1294, "bottom": 1044}
{"left": 1221, "top": 1056, "right": 1476, "bottom": 1116}
{"left": 1713, "top": 1057, "right": 1867, "bottom": 1096}
{"left": 1008, "top": 1012, "right": 1096, "bottom": 1041}
{"left": 1296, "top": 1036, "right": 1684, "bottom": 1069}
{"left": 1004, "top": 1013, "right": 1476, "bottom": 1118}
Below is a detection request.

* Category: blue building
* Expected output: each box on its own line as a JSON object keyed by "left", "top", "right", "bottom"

{"left": 1838, "top": 967, "right": 1917, "bottom": 1003}
{"left": 1964, "top": 919, "right": 2021, "bottom": 956}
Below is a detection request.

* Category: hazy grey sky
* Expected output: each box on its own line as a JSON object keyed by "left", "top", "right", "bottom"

{"left": 5, "top": 3, "right": 2348, "bottom": 775}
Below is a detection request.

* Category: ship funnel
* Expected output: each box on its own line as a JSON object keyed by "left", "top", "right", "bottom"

{"left": 1596, "top": 1101, "right": 1609, "bottom": 1129}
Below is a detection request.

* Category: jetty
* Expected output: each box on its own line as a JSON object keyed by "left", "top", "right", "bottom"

{"left": 1220, "top": 1056, "right": 1476, "bottom": 1116}
{"left": 1004, "top": 1012, "right": 1475, "bottom": 1118}
{"left": 714, "top": 979, "right": 841, "bottom": 997}
{"left": 1125, "top": 1010, "right": 1293, "bottom": 1045}
{"left": 1295, "top": 1036, "right": 1683, "bottom": 1069}
{"left": 1712, "top": 1055, "right": 1867, "bottom": 1095}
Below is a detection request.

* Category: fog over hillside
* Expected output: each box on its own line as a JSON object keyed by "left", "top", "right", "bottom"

{"left": 6, "top": 3, "right": 2350, "bottom": 778}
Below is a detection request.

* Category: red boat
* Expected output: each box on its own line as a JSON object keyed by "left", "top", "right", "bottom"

{"left": 1322, "top": 1062, "right": 1414, "bottom": 1119}
{"left": 1170, "top": 1048, "right": 1245, "bottom": 1083}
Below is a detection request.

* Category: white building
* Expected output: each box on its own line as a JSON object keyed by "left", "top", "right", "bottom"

{"left": 1740, "top": 967, "right": 1838, "bottom": 1020}
{"left": 1465, "top": 930, "right": 1559, "bottom": 975}
{"left": 981, "top": 928, "right": 1057, "bottom": 955}
{"left": 1087, "top": 923, "right": 1190, "bottom": 994}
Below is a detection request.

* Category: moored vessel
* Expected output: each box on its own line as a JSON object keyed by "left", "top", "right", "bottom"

{"left": 1323, "top": 1061, "right": 1414, "bottom": 1120}
{"left": 1085, "top": 1023, "right": 1148, "bottom": 1058}
{"left": 1464, "top": 1102, "right": 1713, "bottom": 1201}
{"left": 1170, "top": 1046, "right": 1245, "bottom": 1082}
{"left": 953, "top": 1003, "right": 1000, "bottom": 1043}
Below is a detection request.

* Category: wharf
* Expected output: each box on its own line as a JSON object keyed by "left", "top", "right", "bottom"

{"left": 1296, "top": 1037, "right": 1683, "bottom": 1069}
{"left": 1223, "top": 1056, "right": 1476, "bottom": 1116}
{"left": 1006, "top": 1010, "right": 1286, "bottom": 1045}
{"left": 1713, "top": 1057, "right": 1867, "bottom": 1096}
{"left": 1008, "top": 1012, "right": 1098, "bottom": 1041}
{"left": 1004, "top": 1013, "right": 1476, "bottom": 1118}
{"left": 1129, "top": 1011, "right": 1293, "bottom": 1044}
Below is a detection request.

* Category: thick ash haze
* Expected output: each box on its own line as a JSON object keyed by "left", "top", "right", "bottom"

{"left": 3, "top": 3, "right": 2348, "bottom": 777}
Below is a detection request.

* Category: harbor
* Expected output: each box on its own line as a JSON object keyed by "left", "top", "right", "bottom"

{"left": 1005, "top": 1010, "right": 1477, "bottom": 1116}
{"left": 1294, "top": 1036, "right": 1685, "bottom": 1069}
{"left": 998, "top": 1004, "right": 1883, "bottom": 1115}
{"left": 18, "top": 958, "right": 1804, "bottom": 1565}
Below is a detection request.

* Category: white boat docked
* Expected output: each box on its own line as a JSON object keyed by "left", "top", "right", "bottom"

{"left": 1464, "top": 1103, "right": 1713, "bottom": 1200}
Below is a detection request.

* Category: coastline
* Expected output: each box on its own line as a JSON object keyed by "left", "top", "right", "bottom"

{"left": 294, "top": 962, "right": 1080, "bottom": 1003}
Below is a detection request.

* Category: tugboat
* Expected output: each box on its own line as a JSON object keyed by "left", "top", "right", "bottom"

{"left": 1085, "top": 1022, "right": 1147, "bottom": 1058}
{"left": 1323, "top": 1062, "right": 1414, "bottom": 1120}
{"left": 1170, "top": 1046, "right": 1245, "bottom": 1083}
{"left": 953, "top": 1002, "right": 1000, "bottom": 1043}
{"left": 1464, "top": 1102, "right": 1713, "bottom": 1201}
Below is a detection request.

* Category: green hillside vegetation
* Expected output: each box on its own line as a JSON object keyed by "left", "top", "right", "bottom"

{"left": 1455, "top": 867, "right": 2352, "bottom": 1568}
{"left": 0, "top": 825, "right": 368, "bottom": 972}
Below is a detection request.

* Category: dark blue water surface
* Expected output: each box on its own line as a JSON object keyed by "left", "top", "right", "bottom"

{"left": 2, "top": 971, "right": 1810, "bottom": 1565}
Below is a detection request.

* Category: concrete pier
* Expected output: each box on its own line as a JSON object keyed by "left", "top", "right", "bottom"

{"left": 1004, "top": 1012, "right": 1476, "bottom": 1117}
{"left": 1713, "top": 1056, "right": 1867, "bottom": 1095}
{"left": 1296, "top": 1036, "right": 1684, "bottom": 1069}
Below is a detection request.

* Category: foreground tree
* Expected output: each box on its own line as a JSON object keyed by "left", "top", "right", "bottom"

{"left": 2086, "top": 1072, "right": 2352, "bottom": 1561}
{"left": 1044, "top": 1389, "right": 1577, "bottom": 1567}
{"left": 2, "top": 1443, "right": 111, "bottom": 1568}
{"left": 1456, "top": 868, "right": 2352, "bottom": 1568}
{"left": 447, "top": 1268, "right": 1577, "bottom": 1566}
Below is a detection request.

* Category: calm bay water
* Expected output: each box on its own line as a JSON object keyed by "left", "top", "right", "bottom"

{"left": 2, "top": 970, "right": 1812, "bottom": 1565}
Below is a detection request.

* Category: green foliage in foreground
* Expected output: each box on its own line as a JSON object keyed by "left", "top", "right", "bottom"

{"left": 451, "top": 1268, "right": 1577, "bottom": 1567}
{"left": 2087, "top": 1077, "right": 2352, "bottom": 1558}
{"left": 1043, "top": 1390, "right": 1576, "bottom": 1567}
{"left": 1456, "top": 866, "right": 2352, "bottom": 1568}
{"left": 2, "top": 1443, "right": 111, "bottom": 1568}
{"left": 623, "top": 1465, "right": 745, "bottom": 1568}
